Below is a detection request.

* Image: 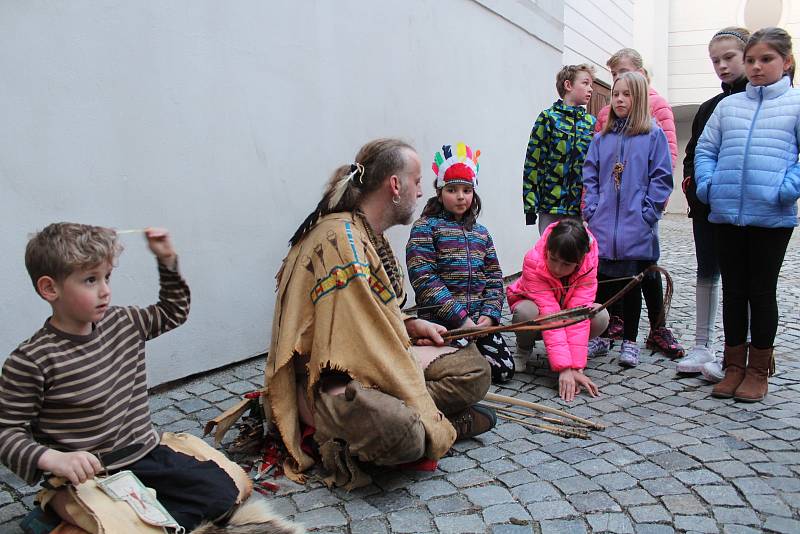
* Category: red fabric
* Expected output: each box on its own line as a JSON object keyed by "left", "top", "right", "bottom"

{"left": 397, "top": 458, "right": 439, "bottom": 471}
{"left": 506, "top": 222, "right": 599, "bottom": 372}
{"left": 299, "top": 424, "right": 317, "bottom": 458}
{"left": 443, "top": 162, "right": 476, "bottom": 183}
{"left": 594, "top": 87, "right": 678, "bottom": 166}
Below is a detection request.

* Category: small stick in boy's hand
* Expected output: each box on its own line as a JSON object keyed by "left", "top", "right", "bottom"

{"left": 115, "top": 228, "right": 146, "bottom": 235}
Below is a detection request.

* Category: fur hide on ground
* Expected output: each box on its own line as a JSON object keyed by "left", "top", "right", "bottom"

{"left": 190, "top": 497, "right": 304, "bottom": 534}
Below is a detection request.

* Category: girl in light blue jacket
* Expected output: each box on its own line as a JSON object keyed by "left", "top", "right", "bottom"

{"left": 694, "top": 27, "right": 800, "bottom": 402}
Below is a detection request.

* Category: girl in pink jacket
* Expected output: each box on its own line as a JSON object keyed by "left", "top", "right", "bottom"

{"left": 506, "top": 218, "right": 609, "bottom": 401}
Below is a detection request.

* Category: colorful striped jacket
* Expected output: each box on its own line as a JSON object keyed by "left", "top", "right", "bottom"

{"left": 523, "top": 100, "right": 596, "bottom": 224}
{"left": 406, "top": 211, "right": 504, "bottom": 328}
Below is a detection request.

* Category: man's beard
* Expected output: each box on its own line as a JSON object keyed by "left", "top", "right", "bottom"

{"left": 391, "top": 196, "right": 416, "bottom": 226}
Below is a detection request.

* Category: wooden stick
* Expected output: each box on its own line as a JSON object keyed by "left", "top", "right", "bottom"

{"left": 496, "top": 413, "right": 590, "bottom": 439}
{"left": 482, "top": 402, "right": 589, "bottom": 429}
{"left": 115, "top": 228, "right": 146, "bottom": 235}
{"left": 485, "top": 392, "right": 605, "bottom": 431}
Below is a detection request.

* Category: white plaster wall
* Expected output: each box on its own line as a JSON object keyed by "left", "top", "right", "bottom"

{"left": 563, "top": 0, "right": 635, "bottom": 85}
{"left": 0, "top": 0, "right": 563, "bottom": 385}
{"left": 667, "top": 0, "right": 737, "bottom": 106}
{"left": 633, "top": 0, "right": 670, "bottom": 95}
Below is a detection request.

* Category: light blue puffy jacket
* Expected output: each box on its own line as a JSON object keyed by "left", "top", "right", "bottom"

{"left": 695, "top": 75, "right": 800, "bottom": 228}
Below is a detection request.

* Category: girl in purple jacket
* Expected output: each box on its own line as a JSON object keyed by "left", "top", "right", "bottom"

{"left": 582, "top": 71, "right": 674, "bottom": 367}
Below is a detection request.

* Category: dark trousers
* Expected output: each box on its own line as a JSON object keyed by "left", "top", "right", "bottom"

{"left": 116, "top": 445, "right": 239, "bottom": 530}
{"left": 693, "top": 215, "right": 720, "bottom": 281}
{"left": 607, "top": 271, "right": 664, "bottom": 330}
{"left": 642, "top": 271, "right": 665, "bottom": 329}
{"left": 598, "top": 274, "right": 643, "bottom": 342}
{"left": 714, "top": 224, "right": 793, "bottom": 348}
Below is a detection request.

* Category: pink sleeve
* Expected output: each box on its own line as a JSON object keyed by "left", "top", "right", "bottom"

{"left": 528, "top": 277, "right": 572, "bottom": 373}
{"left": 651, "top": 95, "right": 678, "bottom": 166}
{"left": 562, "top": 271, "right": 598, "bottom": 370}
{"left": 594, "top": 106, "right": 609, "bottom": 133}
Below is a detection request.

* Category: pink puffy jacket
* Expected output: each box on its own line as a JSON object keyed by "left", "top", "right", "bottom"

{"left": 595, "top": 86, "right": 678, "bottom": 166}
{"left": 506, "top": 222, "right": 599, "bottom": 372}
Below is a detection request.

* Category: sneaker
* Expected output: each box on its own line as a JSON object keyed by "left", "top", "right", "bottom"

{"left": 607, "top": 315, "right": 624, "bottom": 340}
{"left": 619, "top": 340, "right": 640, "bottom": 367}
{"left": 701, "top": 358, "right": 724, "bottom": 383}
{"left": 646, "top": 326, "right": 685, "bottom": 358}
{"left": 449, "top": 404, "right": 497, "bottom": 441}
{"left": 587, "top": 337, "right": 610, "bottom": 358}
{"left": 676, "top": 345, "right": 715, "bottom": 373}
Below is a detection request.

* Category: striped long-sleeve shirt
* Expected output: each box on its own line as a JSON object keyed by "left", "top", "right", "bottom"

{"left": 406, "top": 211, "right": 504, "bottom": 328}
{"left": 0, "top": 261, "right": 190, "bottom": 484}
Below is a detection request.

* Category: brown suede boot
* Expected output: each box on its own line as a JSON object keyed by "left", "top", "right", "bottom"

{"left": 711, "top": 344, "right": 747, "bottom": 398}
{"left": 448, "top": 404, "right": 497, "bottom": 441}
{"left": 734, "top": 346, "right": 774, "bottom": 402}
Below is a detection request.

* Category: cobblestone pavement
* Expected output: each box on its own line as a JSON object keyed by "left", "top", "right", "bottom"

{"left": 2, "top": 215, "right": 800, "bottom": 533}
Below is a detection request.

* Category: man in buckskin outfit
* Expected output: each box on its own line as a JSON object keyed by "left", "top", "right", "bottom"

{"left": 265, "top": 138, "right": 496, "bottom": 489}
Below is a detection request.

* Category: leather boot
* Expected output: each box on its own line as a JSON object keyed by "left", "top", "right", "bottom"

{"left": 448, "top": 404, "right": 497, "bottom": 441}
{"left": 711, "top": 344, "right": 747, "bottom": 398}
{"left": 734, "top": 345, "right": 774, "bottom": 402}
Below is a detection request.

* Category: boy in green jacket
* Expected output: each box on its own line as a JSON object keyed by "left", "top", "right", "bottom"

{"left": 523, "top": 64, "right": 596, "bottom": 234}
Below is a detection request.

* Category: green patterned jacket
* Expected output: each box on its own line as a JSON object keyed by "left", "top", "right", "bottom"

{"left": 523, "top": 100, "right": 596, "bottom": 224}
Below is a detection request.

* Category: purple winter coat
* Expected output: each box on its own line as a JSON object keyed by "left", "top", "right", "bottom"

{"left": 582, "top": 124, "right": 673, "bottom": 261}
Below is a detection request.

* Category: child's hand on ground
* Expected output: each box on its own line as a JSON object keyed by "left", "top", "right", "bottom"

{"left": 558, "top": 368, "right": 577, "bottom": 402}
{"left": 38, "top": 449, "right": 102, "bottom": 486}
{"left": 406, "top": 318, "right": 447, "bottom": 346}
{"left": 573, "top": 369, "right": 600, "bottom": 398}
{"left": 144, "top": 227, "right": 177, "bottom": 269}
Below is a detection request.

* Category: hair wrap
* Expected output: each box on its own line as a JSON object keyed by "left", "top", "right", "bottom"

{"left": 328, "top": 162, "right": 365, "bottom": 211}
{"left": 348, "top": 163, "right": 365, "bottom": 186}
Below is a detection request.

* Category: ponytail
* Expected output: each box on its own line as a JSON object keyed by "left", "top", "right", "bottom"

{"left": 288, "top": 139, "right": 415, "bottom": 246}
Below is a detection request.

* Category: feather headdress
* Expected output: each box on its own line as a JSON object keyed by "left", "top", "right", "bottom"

{"left": 432, "top": 142, "right": 480, "bottom": 189}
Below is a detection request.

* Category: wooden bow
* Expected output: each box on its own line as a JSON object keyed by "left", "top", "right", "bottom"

{"left": 440, "top": 265, "right": 672, "bottom": 342}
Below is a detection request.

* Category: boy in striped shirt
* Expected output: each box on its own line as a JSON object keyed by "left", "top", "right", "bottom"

{"left": 0, "top": 223, "right": 239, "bottom": 531}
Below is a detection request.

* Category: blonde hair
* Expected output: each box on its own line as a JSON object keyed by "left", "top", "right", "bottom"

{"left": 556, "top": 64, "right": 596, "bottom": 98}
{"left": 710, "top": 26, "right": 751, "bottom": 50}
{"left": 25, "top": 223, "right": 122, "bottom": 293}
{"left": 607, "top": 48, "right": 644, "bottom": 70}
{"left": 602, "top": 72, "right": 652, "bottom": 136}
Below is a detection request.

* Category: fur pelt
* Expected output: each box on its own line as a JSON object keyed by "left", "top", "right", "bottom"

{"left": 190, "top": 497, "right": 304, "bottom": 534}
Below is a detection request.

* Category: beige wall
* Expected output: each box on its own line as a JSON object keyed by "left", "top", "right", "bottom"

{"left": 669, "top": 0, "right": 800, "bottom": 106}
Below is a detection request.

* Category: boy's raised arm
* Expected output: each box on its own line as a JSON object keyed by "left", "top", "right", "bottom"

{"left": 126, "top": 228, "right": 191, "bottom": 340}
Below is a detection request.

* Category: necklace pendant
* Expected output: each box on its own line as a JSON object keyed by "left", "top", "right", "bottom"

{"left": 612, "top": 161, "right": 625, "bottom": 190}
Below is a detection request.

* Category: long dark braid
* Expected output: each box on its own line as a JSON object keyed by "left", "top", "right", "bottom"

{"left": 289, "top": 139, "right": 415, "bottom": 247}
